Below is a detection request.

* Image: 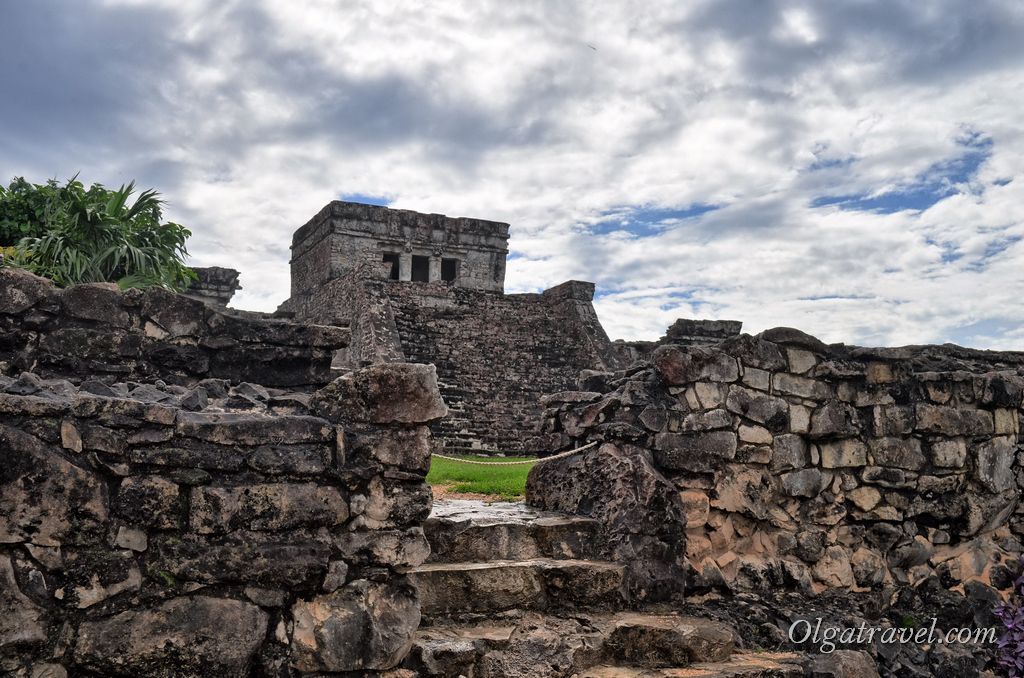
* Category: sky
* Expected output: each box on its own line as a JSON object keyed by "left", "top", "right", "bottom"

{"left": 2, "top": 1, "right": 1023, "bottom": 349}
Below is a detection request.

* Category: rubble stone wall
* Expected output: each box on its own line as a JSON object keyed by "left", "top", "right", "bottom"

{"left": 387, "top": 280, "right": 623, "bottom": 453}
{"left": 0, "top": 269, "right": 348, "bottom": 388}
{"left": 529, "top": 327, "right": 1024, "bottom": 599}
{"left": 289, "top": 269, "right": 623, "bottom": 453}
{"left": 0, "top": 362, "right": 446, "bottom": 677}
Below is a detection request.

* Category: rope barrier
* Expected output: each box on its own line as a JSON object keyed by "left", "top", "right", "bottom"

{"left": 432, "top": 440, "right": 599, "bottom": 466}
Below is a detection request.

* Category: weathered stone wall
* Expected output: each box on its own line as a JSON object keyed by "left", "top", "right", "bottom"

{"left": 0, "top": 362, "right": 447, "bottom": 677}
{"left": 529, "top": 327, "right": 1024, "bottom": 599}
{"left": 294, "top": 269, "right": 624, "bottom": 453}
{"left": 0, "top": 269, "right": 347, "bottom": 388}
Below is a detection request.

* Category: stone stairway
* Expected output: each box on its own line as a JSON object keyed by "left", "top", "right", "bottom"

{"left": 402, "top": 500, "right": 803, "bottom": 678}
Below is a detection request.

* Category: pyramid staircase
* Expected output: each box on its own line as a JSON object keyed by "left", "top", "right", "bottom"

{"left": 402, "top": 499, "right": 803, "bottom": 677}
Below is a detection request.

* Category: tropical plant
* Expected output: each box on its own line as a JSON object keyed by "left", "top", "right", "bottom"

{"left": 0, "top": 176, "right": 195, "bottom": 290}
{"left": 995, "top": 556, "right": 1024, "bottom": 677}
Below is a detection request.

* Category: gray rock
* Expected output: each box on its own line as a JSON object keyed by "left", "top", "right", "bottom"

{"left": 0, "top": 555, "right": 47, "bottom": 650}
{"left": 725, "top": 385, "right": 789, "bottom": 431}
{"left": 654, "top": 431, "right": 737, "bottom": 472}
{"left": 975, "top": 436, "right": 1016, "bottom": 492}
{"left": 310, "top": 363, "right": 448, "bottom": 425}
{"left": 74, "top": 596, "right": 267, "bottom": 677}
{"left": 810, "top": 401, "right": 861, "bottom": 438}
{"left": 652, "top": 345, "right": 739, "bottom": 384}
{"left": 868, "top": 436, "right": 926, "bottom": 470}
{"left": 780, "top": 468, "right": 825, "bottom": 498}
{"left": 290, "top": 579, "right": 419, "bottom": 672}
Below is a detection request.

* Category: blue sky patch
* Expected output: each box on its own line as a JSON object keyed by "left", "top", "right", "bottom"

{"left": 810, "top": 134, "right": 993, "bottom": 214}
{"left": 339, "top": 193, "right": 391, "bottom": 206}
{"left": 591, "top": 203, "right": 721, "bottom": 236}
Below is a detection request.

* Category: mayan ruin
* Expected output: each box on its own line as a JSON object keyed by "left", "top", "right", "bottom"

{"left": 0, "top": 197, "right": 1020, "bottom": 677}
{"left": 3, "top": 2, "right": 1023, "bottom": 676}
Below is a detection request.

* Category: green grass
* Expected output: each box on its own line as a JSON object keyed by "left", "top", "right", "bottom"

{"left": 427, "top": 455, "right": 535, "bottom": 500}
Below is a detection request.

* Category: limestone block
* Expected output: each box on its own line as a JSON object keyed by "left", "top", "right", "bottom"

{"left": 652, "top": 345, "right": 739, "bottom": 385}
{"left": 190, "top": 484, "right": 349, "bottom": 534}
{"left": 741, "top": 366, "right": 770, "bottom": 391}
{"left": 349, "top": 478, "right": 432, "bottom": 529}
{"left": 861, "top": 466, "right": 916, "bottom": 489}
{"left": 818, "top": 439, "right": 868, "bottom": 469}
{"left": 849, "top": 548, "right": 885, "bottom": 587}
{"left": 0, "top": 267, "right": 56, "bottom": 313}
{"left": 693, "top": 381, "right": 728, "bottom": 409}
{"left": 725, "top": 386, "right": 789, "bottom": 431}
{"left": 0, "top": 424, "right": 108, "bottom": 546}
{"left": 913, "top": 404, "right": 993, "bottom": 436}
{"left": 994, "top": 408, "right": 1019, "bottom": 434}
{"left": 809, "top": 401, "right": 860, "bottom": 438}
{"left": 114, "top": 476, "right": 180, "bottom": 529}
{"left": 74, "top": 596, "right": 267, "bottom": 677}
{"left": 59, "top": 282, "right": 131, "bottom": 327}
{"left": 150, "top": 533, "right": 331, "bottom": 586}
{"left": 789, "top": 403, "right": 811, "bottom": 433}
{"left": 846, "top": 487, "right": 881, "bottom": 511}
{"left": 975, "top": 436, "right": 1016, "bottom": 493}
{"left": 351, "top": 426, "right": 432, "bottom": 472}
{"left": 931, "top": 438, "right": 967, "bottom": 468}
{"left": 738, "top": 424, "right": 772, "bottom": 445}
{"left": 810, "top": 649, "right": 881, "bottom": 678}
{"left": 680, "top": 408, "right": 732, "bottom": 432}
{"left": 176, "top": 411, "right": 333, "bottom": 445}
{"left": 864, "top": 361, "right": 896, "bottom": 386}
{"left": 311, "top": 363, "right": 448, "bottom": 424}
{"left": 290, "top": 579, "right": 419, "bottom": 672}
{"left": 773, "top": 373, "right": 831, "bottom": 400}
{"left": 653, "top": 431, "right": 737, "bottom": 472}
{"left": 335, "top": 527, "right": 431, "bottom": 567}
{"left": 718, "top": 334, "right": 787, "bottom": 371}
{"left": 780, "top": 468, "right": 824, "bottom": 498}
{"left": 867, "top": 437, "right": 925, "bottom": 470}
{"left": 811, "top": 546, "right": 854, "bottom": 588}
{"left": 787, "top": 348, "right": 817, "bottom": 374}
{"left": 771, "top": 434, "right": 808, "bottom": 472}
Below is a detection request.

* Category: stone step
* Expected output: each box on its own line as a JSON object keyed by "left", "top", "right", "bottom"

{"left": 578, "top": 652, "right": 804, "bottom": 677}
{"left": 425, "top": 499, "right": 603, "bottom": 563}
{"left": 405, "top": 612, "right": 743, "bottom": 677}
{"left": 408, "top": 559, "right": 626, "bottom": 615}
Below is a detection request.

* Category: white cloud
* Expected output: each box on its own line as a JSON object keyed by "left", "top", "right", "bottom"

{"left": 2, "top": 0, "right": 1024, "bottom": 349}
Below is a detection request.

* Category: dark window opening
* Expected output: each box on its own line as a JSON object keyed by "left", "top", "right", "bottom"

{"left": 411, "top": 255, "right": 430, "bottom": 282}
{"left": 382, "top": 252, "right": 400, "bottom": 280}
{"left": 441, "top": 258, "right": 458, "bottom": 282}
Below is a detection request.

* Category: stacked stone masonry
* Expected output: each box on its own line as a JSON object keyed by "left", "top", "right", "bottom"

{"left": 529, "top": 327, "right": 1024, "bottom": 599}
{"left": 0, "top": 268, "right": 347, "bottom": 389}
{"left": 281, "top": 204, "right": 624, "bottom": 453}
{"left": 0, "top": 360, "right": 448, "bottom": 677}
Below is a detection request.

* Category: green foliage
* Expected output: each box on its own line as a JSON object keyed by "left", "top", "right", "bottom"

{"left": 0, "top": 176, "right": 195, "bottom": 290}
{"left": 426, "top": 456, "right": 536, "bottom": 499}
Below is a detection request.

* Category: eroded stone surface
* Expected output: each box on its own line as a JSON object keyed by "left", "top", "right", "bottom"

{"left": 290, "top": 579, "right": 419, "bottom": 672}
{"left": 74, "top": 596, "right": 267, "bottom": 677}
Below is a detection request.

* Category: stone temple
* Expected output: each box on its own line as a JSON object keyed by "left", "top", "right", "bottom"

{"left": 277, "top": 200, "right": 633, "bottom": 453}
